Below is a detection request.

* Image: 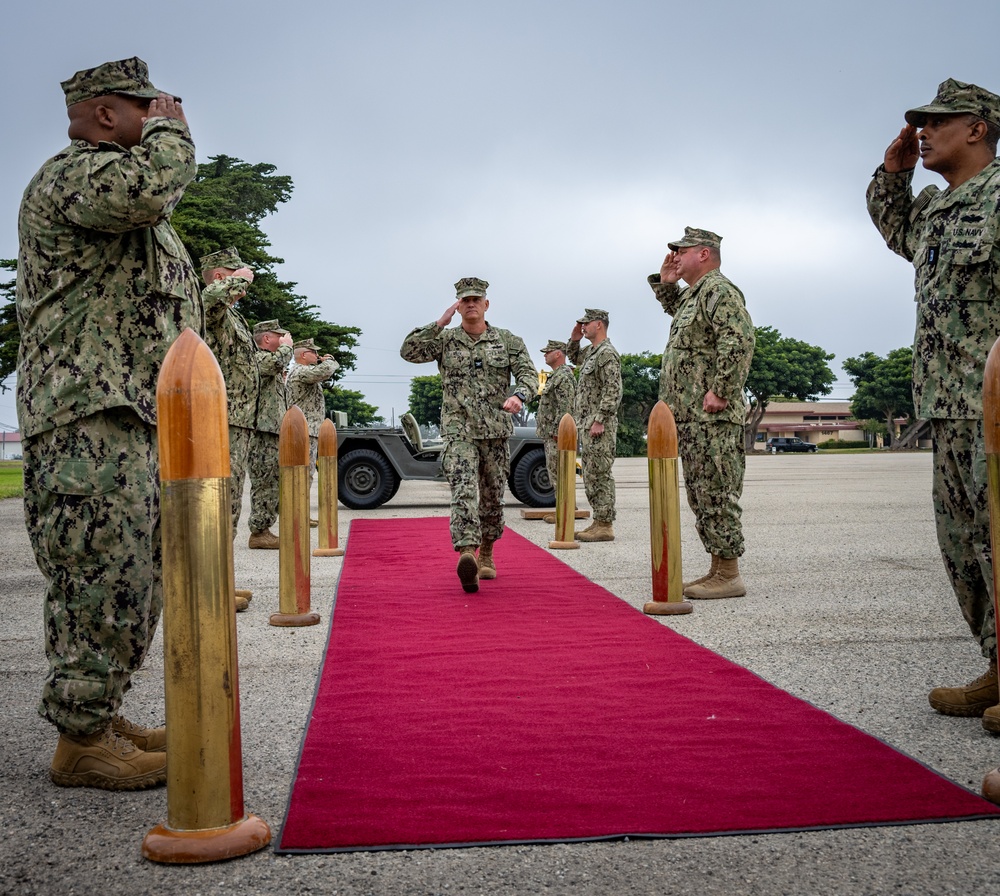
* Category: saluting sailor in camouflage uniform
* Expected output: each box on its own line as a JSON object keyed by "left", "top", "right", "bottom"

{"left": 248, "top": 320, "right": 293, "bottom": 549}
{"left": 568, "top": 310, "right": 622, "bottom": 542}
{"left": 15, "top": 58, "right": 202, "bottom": 789}
{"left": 201, "top": 248, "right": 258, "bottom": 586}
{"left": 286, "top": 338, "right": 340, "bottom": 492}
{"left": 536, "top": 340, "right": 576, "bottom": 517}
{"left": 648, "top": 228, "right": 755, "bottom": 599}
{"left": 867, "top": 79, "right": 1000, "bottom": 731}
{"left": 400, "top": 277, "right": 536, "bottom": 593}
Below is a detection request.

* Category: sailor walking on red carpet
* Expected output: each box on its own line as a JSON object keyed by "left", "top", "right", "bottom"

{"left": 401, "top": 277, "right": 536, "bottom": 593}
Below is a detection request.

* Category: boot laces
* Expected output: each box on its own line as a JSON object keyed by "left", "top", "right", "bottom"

{"left": 100, "top": 727, "right": 138, "bottom": 755}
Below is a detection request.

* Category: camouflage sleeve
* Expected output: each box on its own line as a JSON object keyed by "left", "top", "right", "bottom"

{"left": 257, "top": 343, "right": 292, "bottom": 375}
{"left": 291, "top": 357, "right": 339, "bottom": 384}
{"left": 557, "top": 369, "right": 576, "bottom": 419}
{"left": 202, "top": 275, "right": 251, "bottom": 320}
{"left": 509, "top": 335, "right": 538, "bottom": 400}
{"left": 866, "top": 164, "right": 937, "bottom": 263}
{"left": 400, "top": 322, "right": 446, "bottom": 363}
{"left": 708, "top": 292, "right": 755, "bottom": 401}
{"left": 647, "top": 273, "right": 685, "bottom": 315}
{"left": 594, "top": 350, "right": 623, "bottom": 425}
{"left": 567, "top": 339, "right": 586, "bottom": 366}
{"left": 57, "top": 117, "right": 196, "bottom": 234}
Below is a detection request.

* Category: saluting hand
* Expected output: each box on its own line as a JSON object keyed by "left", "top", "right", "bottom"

{"left": 437, "top": 300, "right": 461, "bottom": 328}
{"left": 883, "top": 124, "right": 919, "bottom": 173}
{"left": 570, "top": 322, "right": 583, "bottom": 342}
{"left": 660, "top": 251, "right": 682, "bottom": 284}
{"left": 145, "top": 93, "right": 187, "bottom": 127}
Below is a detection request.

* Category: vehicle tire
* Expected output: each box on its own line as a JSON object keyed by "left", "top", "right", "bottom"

{"left": 511, "top": 447, "right": 554, "bottom": 507}
{"left": 338, "top": 448, "right": 400, "bottom": 510}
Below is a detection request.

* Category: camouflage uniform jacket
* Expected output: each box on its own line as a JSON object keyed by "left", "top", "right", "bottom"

{"left": 255, "top": 344, "right": 292, "bottom": 434}
{"left": 567, "top": 339, "right": 622, "bottom": 429}
{"left": 648, "top": 269, "right": 754, "bottom": 426}
{"left": 286, "top": 358, "right": 340, "bottom": 435}
{"left": 203, "top": 275, "right": 258, "bottom": 430}
{"left": 15, "top": 117, "right": 202, "bottom": 438}
{"left": 536, "top": 364, "right": 577, "bottom": 442}
{"left": 866, "top": 159, "right": 1000, "bottom": 419}
{"left": 400, "top": 322, "right": 537, "bottom": 439}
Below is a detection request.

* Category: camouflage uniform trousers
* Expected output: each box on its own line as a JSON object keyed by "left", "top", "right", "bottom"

{"left": 22, "top": 408, "right": 161, "bottom": 736}
{"left": 308, "top": 435, "right": 318, "bottom": 487}
{"left": 677, "top": 420, "right": 745, "bottom": 559}
{"left": 228, "top": 424, "right": 253, "bottom": 538}
{"left": 580, "top": 426, "right": 617, "bottom": 523}
{"left": 543, "top": 438, "right": 559, "bottom": 495}
{"left": 248, "top": 430, "right": 280, "bottom": 533}
{"left": 931, "top": 419, "right": 996, "bottom": 661}
{"left": 442, "top": 438, "right": 510, "bottom": 549}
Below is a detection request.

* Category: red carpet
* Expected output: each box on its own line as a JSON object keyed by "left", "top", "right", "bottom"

{"left": 277, "top": 517, "right": 1000, "bottom": 852}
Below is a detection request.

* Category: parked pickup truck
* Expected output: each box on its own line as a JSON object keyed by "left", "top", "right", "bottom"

{"left": 335, "top": 413, "right": 554, "bottom": 510}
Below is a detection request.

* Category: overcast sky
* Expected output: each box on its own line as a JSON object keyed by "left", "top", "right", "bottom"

{"left": 2, "top": 0, "right": 999, "bottom": 432}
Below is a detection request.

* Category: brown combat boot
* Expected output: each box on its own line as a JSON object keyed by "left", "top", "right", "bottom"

{"left": 982, "top": 703, "right": 1000, "bottom": 733}
{"left": 478, "top": 541, "right": 497, "bottom": 579}
{"left": 684, "top": 557, "right": 746, "bottom": 599}
{"left": 683, "top": 554, "right": 719, "bottom": 590}
{"left": 983, "top": 767, "right": 1000, "bottom": 805}
{"left": 577, "top": 521, "right": 614, "bottom": 542}
{"left": 543, "top": 513, "right": 556, "bottom": 524}
{"left": 235, "top": 593, "right": 250, "bottom": 612}
{"left": 929, "top": 666, "right": 999, "bottom": 717}
{"left": 248, "top": 529, "right": 280, "bottom": 549}
{"left": 457, "top": 546, "right": 479, "bottom": 593}
{"left": 50, "top": 727, "right": 167, "bottom": 790}
{"left": 111, "top": 715, "right": 166, "bottom": 752}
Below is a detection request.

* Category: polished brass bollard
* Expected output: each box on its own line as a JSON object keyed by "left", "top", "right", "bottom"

{"left": 271, "top": 405, "right": 320, "bottom": 627}
{"left": 549, "top": 413, "right": 580, "bottom": 550}
{"left": 313, "top": 418, "right": 345, "bottom": 558}
{"left": 644, "top": 401, "right": 693, "bottom": 616}
{"left": 143, "top": 328, "right": 271, "bottom": 864}
{"left": 981, "top": 340, "right": 1000, "bottom": 802}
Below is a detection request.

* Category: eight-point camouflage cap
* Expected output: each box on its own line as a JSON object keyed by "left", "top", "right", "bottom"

{"left": 905, "top": 78, "right": 1000, "bottom": 129}
{"left": 294, "top": 338, "right": 319, "bottom": 351}
{"left": 253, "top": 319, "right": 289, "bottom": 337}
{"left": 199, "top": 247, "right": 246, "bottom": 272}
{"left": 541, "top": 340, "right": 567, "bottom": 354}
{"left": 667, "top": 227, "right": 722, "bottom": 251}
{"left": 454, "top": 277, "right": 489, "bottom": 299}
{"left": 577, "top": 308, "right": 609, "bottom": 324}
{"left": 61, "top": 56, "right": 179, "bottom": 107}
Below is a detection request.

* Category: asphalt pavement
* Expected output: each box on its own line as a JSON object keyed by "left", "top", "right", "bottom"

{"left": 2, "top": 451, "right": 999, "bottom": 896}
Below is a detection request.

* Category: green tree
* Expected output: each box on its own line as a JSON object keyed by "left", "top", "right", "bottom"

{"left": 744, "top": 326, "right": 836, "bottom": 450}
{"left": 407, "top": 375, "right": 443, "bottom": 426}
{"left": 0, "top": 260, "right": 16, "bottom": 394}
{"left": 324, "top": 386, "right": 384, "bottom": 427}
{"left": 843, "top": 347, "right": 915, "bottom": 447}
{"left": 617, "top": 351, "right": 662, "bottom": 456}
{"left": 171, "top": 154, "right": 361, "bottom": 377}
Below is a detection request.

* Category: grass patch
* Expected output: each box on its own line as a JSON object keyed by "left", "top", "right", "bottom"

{"left": 0, "top": 461, "right": 24, "bottom": 500}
